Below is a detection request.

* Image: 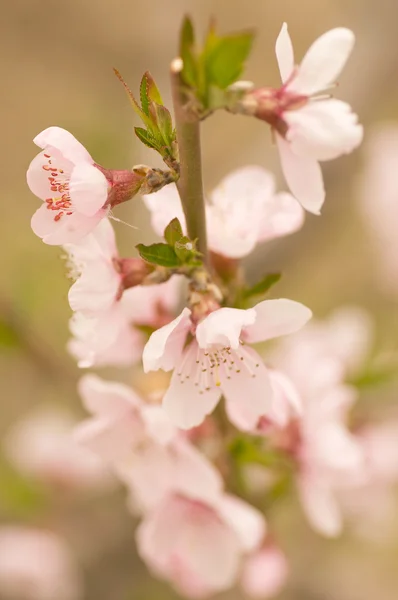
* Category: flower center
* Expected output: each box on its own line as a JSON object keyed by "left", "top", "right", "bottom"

{"left": 176, "top": 341, "right": 260, "bottom": 394}
{"left": 42, "top": 154, "right": 73, "bottom": 222}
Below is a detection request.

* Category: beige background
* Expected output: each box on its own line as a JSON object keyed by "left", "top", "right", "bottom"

{"left": 1, "top": 1, "right": 398, "bottom": 599}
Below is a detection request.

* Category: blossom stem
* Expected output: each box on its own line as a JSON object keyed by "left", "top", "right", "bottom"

{"left": 170, "top": 58, "right": 208, "bottom": 266}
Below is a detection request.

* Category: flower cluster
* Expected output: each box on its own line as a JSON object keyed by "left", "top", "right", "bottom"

{"left": 17, "top": 18, "right": 397, "bottom": 600}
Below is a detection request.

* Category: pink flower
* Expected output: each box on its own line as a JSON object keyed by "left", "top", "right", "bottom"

{"left": 144, "top": 166, "right": 304, "bottom": 259}
{"left": 0, "top": 526, "right": 82, "bottom": 600}
{"left": 68, "top": 277, "right": 181, "bottom": 368}
{"left": 248, "top": 24, "right": 363, "bottom": 213}
{"left": 295, "top": 384, "right": 363, "bottom": 536}
{"left": 137, "top": 492, "right": 266, "bottom": 597}
{"left": 64, "top": 218, "right": 152, "bottom": 315}
{"left": 258, "top": 379, "right": 363, "bottom": 537}
{"left": 27, "top": 127, "right": 110, "bottom": 245}
{"left": 271, "top": 306, "right": 373, "bottom": 398}
{"left": 335, "top": 421, "right": 398, "bottom": 541}
{"left": 143, "top": 299, "right": 312, "bottom": 429}
{"left": 75, "top": 374, "right": 223, "bottom": 511}
{"left": 3, "top": 405, "right": 113, "bottom": 492}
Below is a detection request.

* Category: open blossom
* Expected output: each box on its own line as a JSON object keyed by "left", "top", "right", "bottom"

{"left": 0, "top": 527, "right": 82, "bottom": 600}
{"left": 64, "top": 218, "right": 152, "bottom": 315}
{"left": 143, "top": 299, "right": 311, "bottom": 429}
{"left": 27, "top": 127, "right": 111, "bottom": 245}
{"left": 144, "top": 166, "right": 304, "bottom": 259}
{"left": 68, "top": 276, "right": 181, "bottom": 368}
{"left": 75, "top": 374, "right": 223, "bottom": 511}
{"left": 243, "top": 24, "right": 363, "bottom": 213}
{"left": 3, "top": 405, "right": 112, "bottom": 492}
{"left": 137, "top": 492, "right": 266, "bottom": 597}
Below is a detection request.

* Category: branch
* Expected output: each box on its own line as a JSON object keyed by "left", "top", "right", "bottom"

{"left": 170, "top": 58, "right": 209, "bottom": 266}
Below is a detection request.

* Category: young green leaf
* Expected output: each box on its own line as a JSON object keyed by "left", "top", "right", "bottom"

{"left": 134, "top": 127, "right": 159, "bottom": 150}
{"left": 140, "top": 74, "right": 150, "bottom": 116}
{"left": 206, "top": 31, "right": 254, "bottom": 89}
{"left": 145, "top": 71, "right": 163, "bottom": 105}
{"left": 164, "top": 218, "right": 184, "bottom": 247}
{"left": 179, "top": 16, "right": 198, "bottom": 88}
{"left": 113, "top": 68, "right": 153, "bottom": 130}
{"left": 150, "top": 104, "right": 174, "bottom": 146}
{"left": 242, "top": 273, "right": 282, "bottom": 300}
{"left": 136, "top": 243, "right": 182, "bottom": 268}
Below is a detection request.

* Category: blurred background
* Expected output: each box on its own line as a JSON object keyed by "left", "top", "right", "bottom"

{"left": 1, "top": 0, "right": 398, "bottom": 598}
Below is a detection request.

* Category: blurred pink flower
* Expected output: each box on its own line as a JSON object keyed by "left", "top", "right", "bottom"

{"left": 271, "top": 306, "right": 373, "bottom": 397}
{"left": 336, "top": 421, "right": 398, "bottom": 541}
{"left": 27, "top": 127, "right": 109, "bottom": 245}
{"left": 143, "top": 299, "right": 311, "bottom": 429}
{"left": 75, "top": 374, "right": 223, "bottom": 511}
{"left": 0, "top": 527, "right": 82, "bottom": 600}
{"left": 295, "top": 384, "right": 363, "bottom": 537}
{"left": 137, "top": 492, "right": 266, "bottom": 597}
{"left": 241, "top": 544, "right": 288, "bottom": 598}
{"left": 358, "top": 124, "right": 398, "bottom": 294}
{"left": 3, "top": 405, "right": 113, "bottom": 493}
{"left": 250, "top": 24, "right": 362, "bottom": 214}
{"left": 143, "top": 166, "right": 304, "bottom": 259}
{"left": 67, "top": 277, "right": 181, "bottom": 368}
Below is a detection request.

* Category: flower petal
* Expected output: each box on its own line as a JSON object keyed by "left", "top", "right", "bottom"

{"left": 69, "top": 163, "right": 108, "bottom": 216}
{"left": 196, "top": 308, "right": 256, "bottom": 350}
{"left": 285, "top": 100, "right": 363, "bottom": 161}
{"left": 276, "top": 134, "right": 325, "bottom": 214}
{"left": 26, "top": 150, "right": 73, "bottom": 200}
{"left": 141, "top": 405, "right": 177, "bottom": 445}
{"left": 222, "top": 349, "right": 274, "bottom": 431}
{"left": 74, "top": 414, "right": 145, "bottom": 463}
{"left": 163, "top": 345, "right": 222, "bottom": 429}
{"left": 268, "top": 369, "right": 302, "bottom": 426}
{"left": 207, "top": 166, "right": 277, "bottom": 258}
{"left": 257, "top": 192, "right": 305, "bottom": 242}
{"left": 244, "top": 298, "right": 312, "bottom": 344}
{"left": 275, "top": 22, "right": 295, "bottom": 83}
{"left": 217, "top": 494, "right": 266, "bottom": 552}
{"left": 33, "top": 126, "right": 93, "bottom": 164}
{"left": 143, "top": 183, "right": 186, "bottom": 238}
{"left": 142, "top": 308, "right": 191, "bottom": 373}
{"left": 68, "top": 261, "right": 120, "bottom": 315}
{"left": 289, "top": 28, "right": 355, "bottom": 95}
{"left": 77, "top": 374, "right": 141, "bottom": 417}
{"left": 31, "top": 204, "right": 107, "bottom": 245}
{"left": 298, "top": 473, "right": 343, "bottom": 537}
{"left": 241, "top": 546, "right": 288, "bottom": 598}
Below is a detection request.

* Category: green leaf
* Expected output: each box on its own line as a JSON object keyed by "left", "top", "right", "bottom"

{"left": 205, "top": 31, "right": 254, "bottom": 89}
{"left": 150, "top": 104, "right": 174, "bottom": 145}
{"left": 145, "top": 71, "right": 163, "bottom": 105}
{"left": 179, "top": 16, "right": 198, "bottom": 88}
{"left": 174, "top": 236, "right": 201, "bottom": 264}
{"left": 136, "top": 243, "right": 181, "bottom": 268}
{"left": 242, "top": 273, "right": 282, "bottom": 300}
{"left": 113, "top": 68, "right": 153, "bottom": 130}
{"left": 134, "top": 127, "right": 159, "bottom": 150}
{"left": 140, "top": 74, "right": 150, "bottom": 116}
{"left": 164, "top": 218, "right": 184, "bottom": 247}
